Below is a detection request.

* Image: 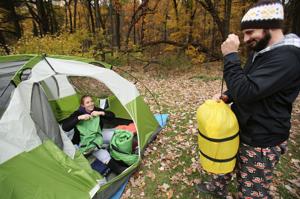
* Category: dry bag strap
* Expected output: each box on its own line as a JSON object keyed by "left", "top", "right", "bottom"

{"left": 199, "top": 149, "right": 236, "bottom": 163}
{"left": 198, "top": 130, "right": 238, "bottom": 142}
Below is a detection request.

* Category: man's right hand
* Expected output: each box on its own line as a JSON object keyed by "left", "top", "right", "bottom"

{"left": 78, "top": 114, "right": 92, "bottom": 120}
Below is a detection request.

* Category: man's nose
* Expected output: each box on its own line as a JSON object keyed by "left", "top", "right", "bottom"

{"left": 244, "top": 35, "right": 249, "bottom": 43}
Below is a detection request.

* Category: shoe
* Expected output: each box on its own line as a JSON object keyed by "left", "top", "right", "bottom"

{"left": 91, "top": 159, "right": 111, "bottom": 177}
{"left": 195, "top": 182, "right": 228, "bottom": 198}
{"left": 106, "top": 158, "right": 127, "bottom": 175}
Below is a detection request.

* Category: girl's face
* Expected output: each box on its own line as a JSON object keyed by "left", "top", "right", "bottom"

{"left": 82, "top": 96, "right": 94, "bottom": 113}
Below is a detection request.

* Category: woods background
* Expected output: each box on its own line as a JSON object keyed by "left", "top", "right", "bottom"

{"left": 1, "top": 1, "right": 300, "bottom": 198}
{"left": 0, "top": 0, "right": 299, "bottom": 68}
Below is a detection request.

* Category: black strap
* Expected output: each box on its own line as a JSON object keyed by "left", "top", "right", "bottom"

{"left": 111, "top": 144, "right": 131, "bottom": 155}
{"left": 199, "top": 149, "right": 236, "bottom": 163}
{"left": 198, "top": 129, "right": 239, "bottom": 142}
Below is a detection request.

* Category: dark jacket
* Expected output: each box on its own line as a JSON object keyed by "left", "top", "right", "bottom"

{"left": 223, "top": 34, "right": 300, "bottom": 147}
{"left": 62, "top": 107, "right": 115, "bottom": 144}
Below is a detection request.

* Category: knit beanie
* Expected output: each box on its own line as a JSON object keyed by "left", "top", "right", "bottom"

{"left": 241, "top": 0, "right": 284, "bottom": 30}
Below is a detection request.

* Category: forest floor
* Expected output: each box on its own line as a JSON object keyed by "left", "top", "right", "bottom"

{"left": 118, "top": 62, "right": 300, "bottom": 199}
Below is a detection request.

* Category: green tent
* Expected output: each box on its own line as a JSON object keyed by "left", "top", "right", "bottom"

{"left": 0, "top": 54, "right": 162, "bottom": 199}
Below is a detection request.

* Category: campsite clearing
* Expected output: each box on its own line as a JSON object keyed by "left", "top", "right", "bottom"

{"left": 122, "top": 65, "right": 300, "bottom": 199}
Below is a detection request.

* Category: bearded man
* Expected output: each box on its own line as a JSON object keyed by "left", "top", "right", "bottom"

{"left": 196, "top": 0, "right": 300, "bottom": 198}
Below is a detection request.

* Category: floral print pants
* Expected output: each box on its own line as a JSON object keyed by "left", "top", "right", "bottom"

{"left": 209, "top": 141, "right": 287, "bottom": 198}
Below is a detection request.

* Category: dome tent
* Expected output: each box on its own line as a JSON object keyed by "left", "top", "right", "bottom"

{"left": 0, "top": 54, "right": 162, "bottom": 199}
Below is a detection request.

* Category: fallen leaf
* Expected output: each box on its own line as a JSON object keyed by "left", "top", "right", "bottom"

{"left": 146, "top": 171, "right": 156, "bottom": 181}
{"left": 167, "top": 189, "right": 174, "bottom": 199}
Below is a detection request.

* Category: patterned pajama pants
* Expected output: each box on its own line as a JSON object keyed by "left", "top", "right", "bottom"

{"left": 209, "top": 141, "right": 287, "bottom": 198}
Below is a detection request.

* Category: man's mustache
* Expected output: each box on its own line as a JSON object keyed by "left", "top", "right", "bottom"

{"left": 246, "top": 39, "right": 256, "bottom": 46}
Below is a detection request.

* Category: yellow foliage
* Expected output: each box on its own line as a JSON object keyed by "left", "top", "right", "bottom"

{"left": 12, "top": 29, "right": 97, "bottom": 58}
{"left": 185, "top": 45, "right": 206, "bottom": 64}
{"left": 163, "top": 45, "right": 176, "bottom": 52}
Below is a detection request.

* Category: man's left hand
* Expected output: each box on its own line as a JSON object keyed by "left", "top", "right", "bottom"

{"left": 221, "top": 34, "right": 240, "bottom": 56}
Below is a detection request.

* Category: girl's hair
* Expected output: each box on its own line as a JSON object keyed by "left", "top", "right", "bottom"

{"left": 80, "top": 95, "right": 92, "bottom": 105}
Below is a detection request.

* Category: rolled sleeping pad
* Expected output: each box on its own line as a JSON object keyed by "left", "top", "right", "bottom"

{"left": 110, "top": 130, "right": 138, "bottom": 166}
{"left": 196, "top": 100, "right": 239, "bottom": 174}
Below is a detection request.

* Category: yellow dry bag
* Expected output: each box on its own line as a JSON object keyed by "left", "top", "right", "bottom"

{"left": 196, "top": 100, "right": 239, "bottom": 174}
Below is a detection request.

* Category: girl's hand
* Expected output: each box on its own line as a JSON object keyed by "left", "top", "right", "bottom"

{"left": 91, "top": 111, "right": 105, "bottom": 117}
{"left": 78, "top": 114, "right": 92, "bottom": 120}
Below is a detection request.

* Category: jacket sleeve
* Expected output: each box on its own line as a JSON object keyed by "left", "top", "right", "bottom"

{"left": 94, "top": 107, "right": 115, "bottom": 119}
{"left": 94, "top": 107, "right": 115, "bottom": 130}
{"left": 223, "top": 50, "right": 300, "bottom": 103}
{"left": 61, "top": 111, "right": 81, "bottom": 132}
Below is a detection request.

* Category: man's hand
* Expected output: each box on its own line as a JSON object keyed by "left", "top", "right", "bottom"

{"left": 78, "top": 114, "right": 92, "bottom": 120}
{"left": 91, "top": 111, "right": 105, "bottom": 117}
{"left": 221, "top": 34, "right": 240, "bottom": 56}
{"left": 212, "top": 93, "right": 229, "bottom": 103}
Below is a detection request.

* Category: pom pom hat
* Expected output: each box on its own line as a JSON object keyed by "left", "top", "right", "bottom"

{"left": 241, "top": 0, "right": 284, "bottom": 30}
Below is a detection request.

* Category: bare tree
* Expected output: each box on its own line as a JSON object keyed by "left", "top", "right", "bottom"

{"left": 25, "top": 0, "right": 58, "bottom": 36}
{"left": 64, "top": 0, "right": 73, "bottom": 33}
{"left": 196, "top": 0, "right": 232, "bottom": 40}
{"left": 73, "top": 0, "right": 78, "bottom": 31}
{"left": 125, "top": 0, "right": 159, "bottom": 46}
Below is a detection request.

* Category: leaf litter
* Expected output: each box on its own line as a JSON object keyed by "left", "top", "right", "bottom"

{"left": 119, "top": 65, "right": 300, "bottom": 199}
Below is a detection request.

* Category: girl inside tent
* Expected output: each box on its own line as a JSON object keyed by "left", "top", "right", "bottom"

{"left": 62, "top": 95, "right": 127, "bottom": 175}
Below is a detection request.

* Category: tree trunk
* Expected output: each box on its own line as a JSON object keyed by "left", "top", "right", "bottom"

{"left": 202, "top": 9, "right": 206, "bottom": 41}
{"left": 6, "top": 0, "right": 22, "bottom": 38}
{"left": 86, "top": 0, "right": 95, "bottom": 34}
{"left": 125, "top": 0, "right": 151, "bottom": 47}
{"left": 197, "top": 0, "right": 227, "bottom": 40}
{"left": 223, "top": 0, "right": 232, "bottom": 38}
{"left": 211, "top": 0, "right": 219, "bottom": 52}
{"left": 95, "top": 0, "right": 101, "bottom": 29}
{"left": 64, "top": 0, "right": 68, "bottom": 30}
{"left": 67, "top": 0, "right": 73, "bottom": 33}
{"left": 140, "top": 0, "right": 147, "bottom": 45}
{"left": 172, "top": 0, "right": 179, "bottom": 25}
{"left": 32, "top": 20, "right": 39, "bottom": 36}
{"left": 46, "top": 0, "right": 57, "bottom": 34}
{"left": 36, "top": 0, "right": 49, "bottom": 35}
{"left": 25, "top": 2, "right": 43, "bottom": 36}
{"left": 0, "top": 32, "right": 10, "bottom": 54}
{"left": 109, "top": 0, "right": 114, "bottom": 48}
{"left": 115, "top": 11, "right": 121, "bottom": 49}
{"left": 187, "top": 4, "right": 197, "bottom": 44}
{"left": 133, "top": 0, "right": 136, "bottom": 44}
{"left": 73, "top": 0, "right": 78, "bottom": 32}
{"left": 163, "top": 1, "right": 170, "bottom": 41}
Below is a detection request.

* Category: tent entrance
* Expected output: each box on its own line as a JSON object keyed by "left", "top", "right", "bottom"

{"left": 38, "top": 75, "right": 139, "bottom": 176}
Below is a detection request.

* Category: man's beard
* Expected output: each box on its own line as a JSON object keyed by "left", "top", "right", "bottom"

{"left": 246, "top": 30, "right": 271, "bottom": 52}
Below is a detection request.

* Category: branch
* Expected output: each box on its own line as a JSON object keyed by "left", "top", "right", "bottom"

{"left": 125, "top": 0, "right": 160, "bottom": 46}
{"left": 141, "top": 40, "right": 221, "bottom": 59}
{"left": 196, "top": 0, "right": 225, "bottom": 40}
{"left": 142, "top": 40, "right": 186, "bottom": 48}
